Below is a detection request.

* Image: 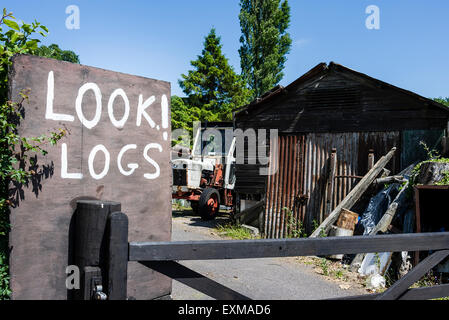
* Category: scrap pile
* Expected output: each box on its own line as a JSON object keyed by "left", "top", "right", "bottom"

{"left": 310, "top": 147, "right": 449, "bottom": 289}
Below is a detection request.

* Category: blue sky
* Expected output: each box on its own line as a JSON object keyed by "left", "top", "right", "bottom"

{"left": 2, "top": 0, "right": 449, "bottom": 99}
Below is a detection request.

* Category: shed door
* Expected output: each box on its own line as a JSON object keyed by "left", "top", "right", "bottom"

{"left": 264, "top": 135, "right": 306, "bottom": 238}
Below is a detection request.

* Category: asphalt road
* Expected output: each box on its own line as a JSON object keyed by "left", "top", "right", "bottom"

{"left": 170, "top": 211, "right": 365, "bottom": 300}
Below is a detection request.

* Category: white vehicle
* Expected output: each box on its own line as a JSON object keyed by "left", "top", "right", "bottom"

{"left": 172, "top": 123, "right": 236, "bottom": 220}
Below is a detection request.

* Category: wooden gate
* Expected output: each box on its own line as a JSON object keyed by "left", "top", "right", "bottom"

{"left": 74, "top": 201, "right": 449, "bottom": 301}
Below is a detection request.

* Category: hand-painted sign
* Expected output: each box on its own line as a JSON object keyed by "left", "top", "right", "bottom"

{"left": 8, "top": 55, "right": 172, "bottom": 299}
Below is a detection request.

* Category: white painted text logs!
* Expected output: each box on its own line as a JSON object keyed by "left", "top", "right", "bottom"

{"left": 45, "top": 71, "right": 168, "bottom": 180}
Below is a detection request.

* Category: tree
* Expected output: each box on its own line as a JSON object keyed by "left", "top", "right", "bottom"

{"left": 35, "top": 43, "right": 80, "bottom": 63}
{"left": 239, "top": 0, "right": 292, "bottom": 99}
{"left": 434, "top": 97, "right": 449, "bottom": 107}
{"left": 171, "top": 96, "right": 198, "bottom": 135}
{"left": 179, "top": 28, "right": 251, "bottom": 123}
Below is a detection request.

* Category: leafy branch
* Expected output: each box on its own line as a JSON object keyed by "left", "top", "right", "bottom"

{"left": 0, "top": 8, "right": 65, "bottom": 300}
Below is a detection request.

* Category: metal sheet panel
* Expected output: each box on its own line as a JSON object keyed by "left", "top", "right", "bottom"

{"left": 263, "top": 131, "right": 401, "bottom": 238}
{"left": 302, "top": 133, "right": 359, "bottom": 232}
{"left": 264, "top": 136, "right": 305, "bottom": 238}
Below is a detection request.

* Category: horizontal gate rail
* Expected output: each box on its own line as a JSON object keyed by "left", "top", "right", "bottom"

{"left": 78, "top": 201, "right": 449, "bottom": 300}
{"left": 129, "top": 232, "right": 449, "bottom": 261}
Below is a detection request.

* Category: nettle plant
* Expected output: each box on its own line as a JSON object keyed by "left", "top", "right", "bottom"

{"left": 0, "top": 9, "right": 66, "bottom": 299}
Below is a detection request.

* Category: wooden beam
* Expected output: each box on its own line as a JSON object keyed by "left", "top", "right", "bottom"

{"left": 140, "top": 261, "right": 251, "bottom": 300}
{"left": 105, "top": 211, "right": 128, "bottom": 300}
{"left": 371, "top": 182, "right": 409, "bottom": 235}
{"left": 376, "top": 250, "right": 449, "bottom": 300}
{"left": 310, "top": 147, "right": 397, "bottom": 237}
{"left": 324, "top": 148, "right": 337, "bottom": 217}
{"left": 74, "top": 200, "right": 121, "bottom": 269}
{"left": 367, "top": 149, "right": 375, "bottom": 172}
{"left": 374, "top": 176, "right": 405, "bottom": 185}
{"left": 129, "top": 232, "right": 449, "bottom": 262}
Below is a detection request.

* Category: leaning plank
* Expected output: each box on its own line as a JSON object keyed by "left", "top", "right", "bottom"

{"left": 374, "top": 176, "right": 406, "bottom": 185}
{"left": 310, "top": 147, "right": 397, "bottom": 238}
{"left": 140, "top": 261, "right": 251, "bottom": 300}
{"left": 350, "top": 181, "right": 410, "bottom": 271}
{"left": 129, "top": 232, "right": 449, "bottom": 261}
{"left": 376, "top": 249, "right": 449, "bottom": 300}
{"left": 234, "top": 199, "right": 265, "bottom": 225}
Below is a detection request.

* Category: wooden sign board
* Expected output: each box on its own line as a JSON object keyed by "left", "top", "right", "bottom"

{"left": 8, "top": 55, "right": 172, "bottom": 299}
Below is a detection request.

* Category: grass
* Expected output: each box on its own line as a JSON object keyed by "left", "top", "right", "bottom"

{"left": 319, "top": 258, "right": 329, "bottom": 276}
{"left": 294, "top": 256, "right": 368, "bottom": 292}
{"left": 216, "top": 223, "right": 258, "bottom": 240}
{"left": 334, "top": 269, "right": 345, "bottom": 280}
{"left": 172, "top": 203, "right": 192, "bottom": 213}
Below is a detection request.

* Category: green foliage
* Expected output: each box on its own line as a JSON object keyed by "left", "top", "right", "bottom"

{"left": 435, "top": 171, "right": 449, "bottom": 186}
{"left": 0, "top": 9, "right": 48, "bottom": 99}
{"left": 171, "top": 95, "right": 217, "bottom": 147}
{"left": 407, "top": 141, "right": 449, "bottom": 198}
{"left": 238, "top": 0, "right": 292, "bottom": 99}
{"left": 333, "top": 269, "right": 344, "bottom": 280}
{"left": 312, "top": 219, "right": 327, "bottom": 238}
{"left": 0, "top": 9, "right": 67, "bottom": 299}
{"left": 171, "top": 96, "right": 198, "bottom": 132}
{"left": 434, "top": 97, "right": 449, "bottom": 107}
{"left": 283, "top": 207, "right": 306, "bottom": 238}
{"left": 34, "top": 43, "right": 80, "bottom": 63}
{"left": 319, "top": 258, "right": 329, "bottom": 276}
{"left": 178, "top": 28, "right": 252, "bottom": 125}
{"left": 216, "top": 223, "right": 256, "bottom": 240}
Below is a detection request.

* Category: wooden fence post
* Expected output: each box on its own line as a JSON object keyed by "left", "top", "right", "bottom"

{"left": 73, "top": 200, "right": 121, "bottom": 300}
{"left": 367, "top": 149, "right": 375, "bottom": 172}
{"left": 105, "top": 212, "right": 129, "bottom": 300}
{"left": 324, "top": 148, "right": 337, "bottom": 217}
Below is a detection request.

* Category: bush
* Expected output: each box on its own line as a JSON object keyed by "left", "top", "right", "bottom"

{"left": 0, "top": 8, "right": 66, "bottom": 299}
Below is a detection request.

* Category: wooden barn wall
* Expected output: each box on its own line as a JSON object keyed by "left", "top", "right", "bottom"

{"left": 236, "top": 70, "right": 449, "bottom": 134}
{"left": 235, "top": 164, "right": 267, "bottom": 195}
{"left": 401, "top": 129, "right": 445, "bottom": 169}
{"left": 263, "top": 131, "right": 400, "bottom": 238}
